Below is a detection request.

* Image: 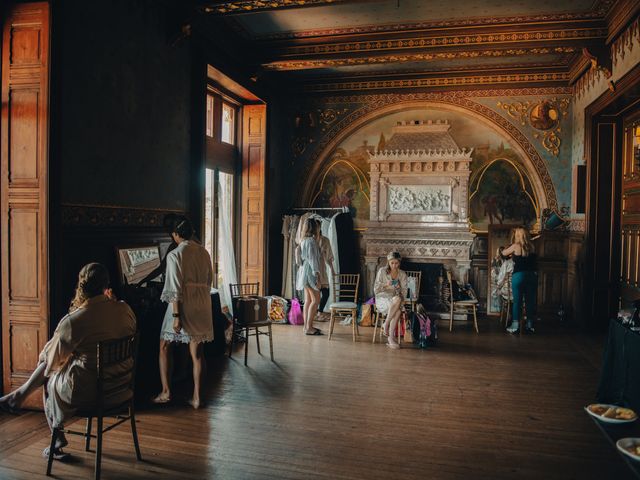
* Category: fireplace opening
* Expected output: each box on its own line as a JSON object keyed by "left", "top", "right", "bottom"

{"left": 402, "top": 261, "right": 447, "bottom": 312}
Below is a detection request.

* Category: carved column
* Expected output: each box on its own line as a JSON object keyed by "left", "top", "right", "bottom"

{"left": 364, "top": 256, "right": 379, "bottom": 298}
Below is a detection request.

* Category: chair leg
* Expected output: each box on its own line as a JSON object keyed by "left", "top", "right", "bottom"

{"left": 379, "top": 314, "right": 385, "bottom": 343}
{"left": 46, "top": 428, "right": 58, "bottom": 476}
{"left": 85, "top": 417, "right": 93, "bottom": 451}
{"left": 449, "top": 304, "right": 454, "bottom": 332}
{"left": 244, "top": 327, "right": 249, "bottom": 366}
{"left": 352, "top": 310, "right": 356, "bottom": 342}
{"left": 354, "top": 310, "right": 360, "bottom": 336}
{"left": 372, "top": 311, "right": 379, "bottom": 344}
{"left": 130, "top": 406, "right": 142, "bottom": 461}
{"left": 256, "top": 327, "right": 261, "bottom": 354}
{"left": 268, "top": 324, "right": 274, "bottom": 362}
{"left": 328, "top": 309, "right": 335, "bottom": 340}
{"left": 95, "top": 416, "right": 104, "bottom": 480}
{"left": 473, "top": 306, "right": 479, "bottom": 334}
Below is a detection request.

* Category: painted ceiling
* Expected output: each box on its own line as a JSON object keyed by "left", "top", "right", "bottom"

{"left": 232, "top": 0, "right": 600, "bottom": 39}
{"left": 195, "top": 0, "right": 620, "bottom": 92}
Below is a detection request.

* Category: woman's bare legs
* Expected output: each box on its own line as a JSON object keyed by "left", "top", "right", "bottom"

{"left": 302, "top": 287, "right": 310, "bottom": 332}
{"left": 155, "top": 339, "right": 172, "bottom": 402}
{"left": 304, "top": 287, "right": 320, "bottom": 333}
{"left": 385, "top": 297, "right": 403, "bottom": 346}
{"left": 188, "top": 342, "right": 204, "bottom": 409}
{"left": 0, "top": 362, "right": 47, "bottom": 411}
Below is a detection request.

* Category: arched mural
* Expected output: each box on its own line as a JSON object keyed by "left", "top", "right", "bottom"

{"left": 303, "top": 101, "right": 554, "bottom": 230}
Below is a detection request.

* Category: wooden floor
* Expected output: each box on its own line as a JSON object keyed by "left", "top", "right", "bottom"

{"left": 0, "top": 319, "right": 633, "bottom": 479}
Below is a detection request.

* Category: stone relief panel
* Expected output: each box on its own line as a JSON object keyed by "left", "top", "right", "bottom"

{"left": 388, "top": 185, "right": 452, "bottom": 214}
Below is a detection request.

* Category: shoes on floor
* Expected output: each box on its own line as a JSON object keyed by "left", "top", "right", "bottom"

{"left": 386, "top": 340, "right": 400, "bottom": 350}
{"left": 525, "top": 326, "right": 535, "bottom": 334}
{"left": 151, "top": 393, "right": 171, "bottom": 404}
{"left": 506, "top": 323, "right": 519, "bottom": 334}
{"left": 42, "top": 447, "right": 71, "bottom": 461}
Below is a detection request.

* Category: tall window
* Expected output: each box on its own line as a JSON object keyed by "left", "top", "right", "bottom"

{"left": 204, "top": 170, "right": 235, "bottom": 288}
{"left": 204, "top": 87, "right": 239, "bottom": 298}
{"left": 221, "top": 102, "right": 235, "bottom": 144}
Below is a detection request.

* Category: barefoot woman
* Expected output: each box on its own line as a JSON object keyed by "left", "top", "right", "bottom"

{"left": 153, "top": 216, "right": 213, "bottom": 408}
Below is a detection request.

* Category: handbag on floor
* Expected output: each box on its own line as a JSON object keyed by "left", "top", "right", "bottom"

{"left": 288, "top": 298, "right": 304, "bottom": 325}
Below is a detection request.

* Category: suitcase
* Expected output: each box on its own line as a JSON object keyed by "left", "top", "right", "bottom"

{"left": 234, "top": 296, "right": 269, "bottom": 325}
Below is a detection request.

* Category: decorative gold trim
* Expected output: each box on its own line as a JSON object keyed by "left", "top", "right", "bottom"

{"left": 496, "top": 98, "right": 570, "bottom": 156}
{"left": 264, "top": 47, "right": 578, "bottom": 71}
{"left": 280, "top": 28, "right": 607, "bottom": 57}
{"left": 201, "top": 0, "right": 344, "bottom": 15}
{"left": 304, "top": 72, "right": 570, "bottom": 92}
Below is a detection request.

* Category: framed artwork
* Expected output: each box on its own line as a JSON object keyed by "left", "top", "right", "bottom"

{"left": 487, "top": 225, "right": 517, "bottom": 316}
{"left": 115, "top": 244, "right": 161, "bottom": 286}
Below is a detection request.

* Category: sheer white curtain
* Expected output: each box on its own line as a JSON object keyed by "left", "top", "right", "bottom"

{"left": 218, "top": 172, "right": 237, "bottom": 314}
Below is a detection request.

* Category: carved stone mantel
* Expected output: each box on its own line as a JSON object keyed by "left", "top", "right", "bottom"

{"left": 364, "top": 119, "right": 475, "bottom": 296}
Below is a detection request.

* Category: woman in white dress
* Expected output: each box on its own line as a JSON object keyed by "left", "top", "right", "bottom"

{"left": 153, "top": 217, "right": 213, "bottom": 409}
{"left": 296, "top": 217, "right": 323, "bottom": 335}
{"left": 374, "top": 251, "right": 408, "bottom": 349}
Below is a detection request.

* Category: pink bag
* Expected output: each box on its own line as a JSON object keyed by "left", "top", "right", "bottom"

{"left": 288, "top": 298, "right": 304, "bottom": 325}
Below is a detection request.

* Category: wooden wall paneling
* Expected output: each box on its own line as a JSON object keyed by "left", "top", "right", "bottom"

{"left": 619, "top": 111, "right": 640, "bottom": 305}
{"left": 240, "top": 105, "right": 266, "bottom": 292}
{"left": 1, "top": 3, "right": 50, "bottom": 405}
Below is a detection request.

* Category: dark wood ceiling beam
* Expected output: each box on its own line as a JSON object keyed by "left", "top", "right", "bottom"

{"left": 262, "top": 46, "right": 580, "bottom": 71}
{"left": 266, "top": 26, "right": 607, "bottom": 59}
{"left": 606, "top": 0, "right": 640, "bottom": 44}
{"left": 196, "top": 0, "right": 356, "bottom": 15}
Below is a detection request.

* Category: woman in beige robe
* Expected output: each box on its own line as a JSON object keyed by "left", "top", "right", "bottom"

{"left": 0, "top": 263, "right": 136, "bottom": 459}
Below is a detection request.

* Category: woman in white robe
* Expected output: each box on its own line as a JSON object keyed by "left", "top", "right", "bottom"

{"left": 374, "top": 251, "right": 408, "bottom": 349}
{"left": 296, "top": 217, "right": 323, "bottom": 335}
{"left": 0, "top": 263, "right": 136, "bottom": 459}
{"left": 153, "top": 216, "right": 213, "bottom": 409}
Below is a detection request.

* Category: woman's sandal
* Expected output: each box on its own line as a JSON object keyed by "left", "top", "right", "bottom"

{"left": 151, "top": 393, "right": 171, "bottom": 404}
{"left": 305, "top": 329, "right": 323, "bottom": 336}
{"left": 42, "top": 447, "right": 71, "bottom": 461}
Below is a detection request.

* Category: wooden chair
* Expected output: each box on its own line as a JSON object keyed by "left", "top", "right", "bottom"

{"left": 228, "top": 282, "right": 274, "bottom": 366}
{"left": 446, "top": 270, "right": 479, "bottom": 333}
{"left": 328, "top": 273, "right": 360, "bottom": 341}
{"left": 47, "top": 333, "right": 141, "bottom": 480}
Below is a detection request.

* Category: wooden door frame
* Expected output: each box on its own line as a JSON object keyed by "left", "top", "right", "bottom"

{"left": 583, "top": 62, "right": 640, "bottom": 330}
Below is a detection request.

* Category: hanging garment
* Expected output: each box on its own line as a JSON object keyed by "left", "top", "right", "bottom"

{"left": 281, "top": 215, "right": 292, "bottom": 297}
{"left": 321, "top": 212, "right": 342, "bottom": 311}
{"left": 334, "top": 213, "right": 359, "bottom": 274}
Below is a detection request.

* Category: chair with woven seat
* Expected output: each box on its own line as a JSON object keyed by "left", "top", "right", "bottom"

{"left": 446, "top": 270, "right": 479, "bottom": 333}
{"left": 47, "top": 333, "right": 141, "bottom": 480}
{"left": 228, "top": 282, "right": 274, "bottom": 366}
{"left": 328, "top": 273, "right": 360, "bottom": 341}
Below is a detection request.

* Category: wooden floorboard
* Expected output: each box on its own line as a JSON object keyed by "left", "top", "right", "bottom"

{"left": 0, "top": 319, "right": 632, "bottom": 479}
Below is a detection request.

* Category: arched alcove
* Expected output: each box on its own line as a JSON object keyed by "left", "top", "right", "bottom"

{"left": 299, "top": 100, "right": 557, "bottom": 225}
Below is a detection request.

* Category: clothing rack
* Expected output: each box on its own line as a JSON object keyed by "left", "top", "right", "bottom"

{"left": 289, "top": 206, "right": 349, "bottom": 213}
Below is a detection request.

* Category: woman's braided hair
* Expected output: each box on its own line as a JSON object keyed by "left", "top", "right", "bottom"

{"left": 69, "top": 263, "right": 110, "bottom": 312}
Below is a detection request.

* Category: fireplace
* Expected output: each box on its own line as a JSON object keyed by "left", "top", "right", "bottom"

{"left": 363, "top": 119, "right": 475, "bottom": 297}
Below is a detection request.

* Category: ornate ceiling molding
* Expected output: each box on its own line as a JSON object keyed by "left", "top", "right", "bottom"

{"left": 275, "top": 28, "right": 607, "bottom": 58}
{"left": 199, "top": 0, "right": 347, "bottom": 15}
{"left": 303, "top": 71, "right": 570, "bottom": 92}
{"left": 318, "top": 87, "right": 573, "bottom": 104}
{"left": 227, "top": 0, "right": 615, "bottom": 40}
{"left": 264, "top": 47, "right": 578, "bottom": 71}
{"left": 297, "top": 94, "right": 560, "bottom": 212}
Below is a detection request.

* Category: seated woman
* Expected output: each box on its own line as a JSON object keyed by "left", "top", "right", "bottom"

{"left": 0, "top": 263, "right": 136, "bottom": 459}
{"left": 374, "top": 251, "right": 408, "bottom": 349}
